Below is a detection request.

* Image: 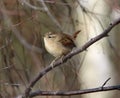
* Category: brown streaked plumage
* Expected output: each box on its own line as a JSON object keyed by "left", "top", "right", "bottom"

{"left": 44, "top": 32, "right": 76, "bottom": 57}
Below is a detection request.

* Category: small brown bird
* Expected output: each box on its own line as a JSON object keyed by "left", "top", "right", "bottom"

{"left": 44, "top": 32, "right": 76, "bottom": 58}
{"left": 44, "top": 31, "right": 80, "bottom": 67}
{"left": 44, "top": 32, "right": 75, "bottom": 57}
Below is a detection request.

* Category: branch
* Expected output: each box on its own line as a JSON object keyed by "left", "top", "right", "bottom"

{"left": 29, "top": 84, "right": 120, "bottom": 97}
{"left": 102, "top": 78, "right": 111, "bottom": 87}
{"left": 19, "top": 0, "right": 44, "bottom": 10}
{"left": 23, "top": 17, "right": 120, "bottom": 98}
{"left": 19, "top": 0, "right": 63, "bottom": 31}
{"left": 24, "top": 78, "right": 118, "bottom": 98}
{"left": 38, "top": 0, "right": 63, "bottom": 32}
{"left": 1, "top": 5, "right": 43, "bottom": 54}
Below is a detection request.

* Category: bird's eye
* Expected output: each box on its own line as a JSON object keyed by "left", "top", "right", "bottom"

{"left": 48, "top": 35, "right": 52, "bottom": 38}
{"left": 48, "top": 34, "right": 56, "bottom": 38}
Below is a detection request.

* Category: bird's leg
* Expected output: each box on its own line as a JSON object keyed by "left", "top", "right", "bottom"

{"left": 50, "top": 55, "right": 65, "bottom": 68}
{"left": 50, "top": 56, "right": 61, "bottom": 68}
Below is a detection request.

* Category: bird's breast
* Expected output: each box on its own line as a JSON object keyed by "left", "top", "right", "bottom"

{"left": 44, "top": 38, "right": 70, "bottom": 57}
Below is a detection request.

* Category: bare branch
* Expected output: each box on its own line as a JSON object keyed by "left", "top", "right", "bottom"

{"left": 19, "top": 0, "right": 44, "bottom": 10}
{"left": 23, "top": 17, "right": 120, "bottom": 98}
{"left": 102, "top": 78, "right": 111, "bottom": 87}
{"left": 19, "top": 0, "right": 63, "bottom": 31}
{"left": 1, "top": 5, "right": 43, "bottom": 54}
{"left": 38, "top": 0, "right": 63, "bottom": 32}
{"left": 29, "top": 84, "right": 120, "bottom": 97}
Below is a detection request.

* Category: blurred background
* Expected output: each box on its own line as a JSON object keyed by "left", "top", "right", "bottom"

{"left": 0, "top": 0, "right": 120, "bottom": 98}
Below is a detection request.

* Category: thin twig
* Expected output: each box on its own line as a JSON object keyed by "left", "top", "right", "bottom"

{"left": 1, "top": 9, "right": 43, "bottom": 54}
{"left": 19, "top": 0, "right": 45, "bottom": 10}
{"left": 38, "top": 0, "right": 63, "bottom": 32}
{"left": 102, "top": 78, "right": 111, "bottom": 87}
{"left": 23, "top": 17, "right": 120, "bottom": 98}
